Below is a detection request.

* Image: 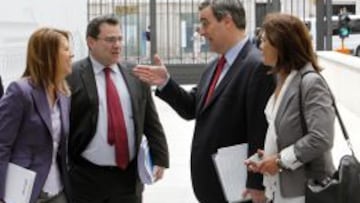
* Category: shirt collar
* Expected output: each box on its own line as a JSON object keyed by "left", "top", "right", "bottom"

{"left": 89, "top": 55, "right": 119, "bottom": 75}
{"left": 223, "top": 36, "right": 249, "bottom": 66}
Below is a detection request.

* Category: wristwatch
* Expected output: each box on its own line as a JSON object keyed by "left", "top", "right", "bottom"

{"left": 275, "top": 154, "right": 286, "bottom": 172}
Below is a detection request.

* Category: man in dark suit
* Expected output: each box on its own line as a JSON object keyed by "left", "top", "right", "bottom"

{"left": 133, "top": 0, "right": 275, "bottom": 203}
{"left": 67, "top": 15, "right": 169, "bottom": 203}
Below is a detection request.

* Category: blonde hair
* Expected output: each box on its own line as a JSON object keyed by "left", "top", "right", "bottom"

{"left": 23, "top": 27, "right": 71, "bottom": 95}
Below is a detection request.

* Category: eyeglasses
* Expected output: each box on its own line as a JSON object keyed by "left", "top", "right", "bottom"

{"left": 97, "top": 36, "right": 122, "bottom": 44}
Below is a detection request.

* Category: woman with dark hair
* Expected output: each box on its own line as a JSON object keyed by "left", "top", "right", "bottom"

{"left": 0, "top": 27, "right": 73, "bottom": 203}
{"left": 246, "top": 13, "right": 335, "bottom": 203}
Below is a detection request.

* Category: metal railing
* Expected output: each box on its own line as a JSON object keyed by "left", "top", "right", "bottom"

{"left": 87, "top": 0, "right": 347, "bottom": 83}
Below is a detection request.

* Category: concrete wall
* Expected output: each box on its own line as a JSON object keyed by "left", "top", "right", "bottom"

{"left": 0, "top": 0, "right": 88, "bottom": 87}
{"left": 319, "top": 51, "right": 360, "bottom": 117}
{"left": 318, "top": 51, "right": 360, "bottom": 160}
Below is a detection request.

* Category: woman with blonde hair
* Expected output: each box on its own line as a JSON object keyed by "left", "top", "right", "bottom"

{"left": 0, "top": 27, "right": 73, "bottom": 203}
{"left": 246, "top": 13, "right": 335, "bottom": 203}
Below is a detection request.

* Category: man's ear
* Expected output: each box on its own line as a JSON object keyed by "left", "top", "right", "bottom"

{"left": 223, "top": 14, "right": 234, "bottom": 27}
{"left": 87, "top": 36, "right": 96, "bottom": 50}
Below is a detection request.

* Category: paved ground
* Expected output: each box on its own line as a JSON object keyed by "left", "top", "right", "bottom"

{"left": 143, "top": 89, "right": 197, "bottom": 203}
{"left": 143, "top": 86, "right": 360, "bottom": 203}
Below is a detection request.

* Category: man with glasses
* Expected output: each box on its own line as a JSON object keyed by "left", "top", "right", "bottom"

{"left": 133, "top": 0, "right": 275, "bottom": 202}
{"left": 67, "top": 15, "right": 169, "bottom": 203}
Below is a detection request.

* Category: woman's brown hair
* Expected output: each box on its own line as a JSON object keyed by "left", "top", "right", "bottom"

{"left": 262, "top": 13, "right": 320, "bottom": 74}
{"left": 23, "top": 27, "right": 71, "bottom": 95}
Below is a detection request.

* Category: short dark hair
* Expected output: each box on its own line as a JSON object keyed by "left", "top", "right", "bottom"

{"left": 199, "top": 0, "right": 246, "bottom": 29}
{"left": 262, "top": 13, "right": 320, "bottom": 74}
{"left": 86, "top": 15, "right": 120, "bottom": 38}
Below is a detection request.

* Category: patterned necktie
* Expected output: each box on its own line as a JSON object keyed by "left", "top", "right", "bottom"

{"left": 104, "top": 67, "right": 129, "bottom": 169}
{"left": 205, "top": 55, "right": 226, "bottom": 105}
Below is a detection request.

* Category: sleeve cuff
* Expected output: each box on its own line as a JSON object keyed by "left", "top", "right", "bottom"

{"left": 280, "top": 145, "right": 303, "bottom": 170}
{"left": 157, "top": 74, "right": 170, "bottom": 91}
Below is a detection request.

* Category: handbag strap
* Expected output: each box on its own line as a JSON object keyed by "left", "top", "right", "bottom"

{"left": 299, "top": 71, "right": 355, "bottom": 157}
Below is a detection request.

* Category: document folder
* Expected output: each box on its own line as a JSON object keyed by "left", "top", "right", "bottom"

{"left": 212, "top": 143, "right": 251, "bottom": 203}
{"left": 4, "top": 163, "right": 36, "bottom": 203}
{"left": 137, "top": 136, "right": 154, "bottom": 184}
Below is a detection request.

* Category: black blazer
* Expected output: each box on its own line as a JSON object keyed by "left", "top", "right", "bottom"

{"left": 66, "top": 58, "right": 169, "bottom": 176}
{"left": 156, "top": 41, "right": 275, "bottom": 203}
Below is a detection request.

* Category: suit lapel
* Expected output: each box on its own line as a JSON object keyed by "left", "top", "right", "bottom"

{"left": 118, "top": 63, "right": 139, "bottom": 115}
{"left": 208, "top": 54, "right": 243, "bottom": 103}
{"left": 275, "top": 63, "right": 315, "bottom": 125}
{"left": 118, "top": 63, "right": 140, "bottom": 144}
{"left": 197, "top": 59, "right": 217, "bottom": 113}
{"left": 58, "top": 93, "right": 69, "bottom": 138}
{"left": 80, "top": 58, "right": 99, "bottom": 107}
{"left": 32, "top": 86, "right": 52, "bottom": 134}
{"left": 275, "top": 75, "right": 299, "bottom": 125}
{"left": 199, "top": 41, "right": 251, "bottom": 113}
{"left": 58, "top": 93, "right": 69, "bottom": 166}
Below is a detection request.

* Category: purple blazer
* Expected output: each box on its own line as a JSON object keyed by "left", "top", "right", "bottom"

{"left": 0, "top": 78, "right": 71, "bottom": 203}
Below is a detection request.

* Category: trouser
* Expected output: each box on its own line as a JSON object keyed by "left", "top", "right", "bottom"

{"left": 70, "top": 158, "right": 142, "bottom": 203}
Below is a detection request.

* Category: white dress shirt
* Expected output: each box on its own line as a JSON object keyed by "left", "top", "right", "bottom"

{"left": 82, "top": 56, "right": 136, "bottom": 166}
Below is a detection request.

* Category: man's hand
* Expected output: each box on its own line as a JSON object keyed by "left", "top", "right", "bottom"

{"left": 153, "top": 165, "right": 165, "bottom": 182}
{"left": 242, "top": 188, "right": 266, "bottom": 203}
{"left": 133, "top": 54, "right": 169, "bottom": 86}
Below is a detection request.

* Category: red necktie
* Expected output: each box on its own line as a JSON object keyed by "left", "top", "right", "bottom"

{"left": 205, "top": 56, "right": 226, "bottom": 105}
{"left": 104, "top": 67, "right": 129, "bottom": 169}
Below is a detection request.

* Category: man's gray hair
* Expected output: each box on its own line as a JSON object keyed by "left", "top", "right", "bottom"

{"left": 199, "top": 0, "right": 246, "bottom": 29}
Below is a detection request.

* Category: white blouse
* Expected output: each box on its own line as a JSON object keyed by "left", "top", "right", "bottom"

{"left": 42, "top": 98, "right": 63, "bottom": 196}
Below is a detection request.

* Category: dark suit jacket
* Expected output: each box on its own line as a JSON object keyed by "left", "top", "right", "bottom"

{"left": 0, "top": 79, "right": 72, "bottom": 203}
{"left": 67, "top": 58, "right": 169, "bottom": 191}
{"left": 156, "top": 41, "right": 275, "bottom": 203}
{"left": 0, "top": 76, "right": 3, "bottom": 98}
